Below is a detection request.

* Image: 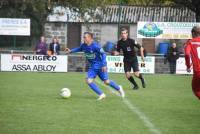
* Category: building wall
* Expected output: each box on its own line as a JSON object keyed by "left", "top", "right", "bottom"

{"left": 81, "top": 23, "right": 144, "bottom": 46}
{"left": 81, "top": 24, "right": 101, "bottom": 43}
{"left": 67, "top": 23, "right": 81, "bottom": 49}
{"left": 44, "top": 23, "right": 67, "bottom": 49}
{"left": 45, "top": 22, "right": 184, "bottom": 53}
{"left": 81, "top": 24, "right": 118, "bottom": 46}
{"left": 101, "top": 24, "right": 118, "bottom": 45}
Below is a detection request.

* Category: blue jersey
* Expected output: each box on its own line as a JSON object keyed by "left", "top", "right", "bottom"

{"left": 70, "top": 41, "right": 107, "bottom": 69}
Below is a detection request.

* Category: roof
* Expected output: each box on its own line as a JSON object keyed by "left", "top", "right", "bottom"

{"left": 47, "top": 5, "right": 196, "bottom": 23}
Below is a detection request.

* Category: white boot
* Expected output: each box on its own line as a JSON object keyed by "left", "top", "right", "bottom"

{"left": 118, "top": 85, "right": 125, "bottom": 98}
{"left": 97, "top": 93, "right": 106, "bottom": 101}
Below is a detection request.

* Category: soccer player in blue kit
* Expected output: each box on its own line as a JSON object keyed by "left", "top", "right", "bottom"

{"left": 65, "top": 32, "right": 125, "bottom": 100}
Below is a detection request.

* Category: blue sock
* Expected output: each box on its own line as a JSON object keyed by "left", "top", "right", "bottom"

{"left": 88, "top": 82, "right": 103, "bottom": 95}
{"left": 109, "top": 80, "right": 120, "bottom": 91}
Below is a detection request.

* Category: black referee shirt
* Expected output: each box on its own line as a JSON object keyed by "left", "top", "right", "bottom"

{"left": 117, "top": 38, "right": 141, "bottom": 62}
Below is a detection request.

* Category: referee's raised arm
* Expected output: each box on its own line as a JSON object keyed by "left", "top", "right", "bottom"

{"left": 139, "top": 44, "right": 145, "bottom": 62}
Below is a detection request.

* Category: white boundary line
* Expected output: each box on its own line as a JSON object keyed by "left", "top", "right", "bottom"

{"left": 96, "top": 80, "right": 161, "bottom": 134}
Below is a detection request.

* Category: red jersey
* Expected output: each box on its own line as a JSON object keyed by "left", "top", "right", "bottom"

{"left": 185, "top": 37, "right": 200, "bottom": 74}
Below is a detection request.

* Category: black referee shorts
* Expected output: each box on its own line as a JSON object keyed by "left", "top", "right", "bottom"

{"left": 124, "top": 60, "right": 139, "bottom": 73}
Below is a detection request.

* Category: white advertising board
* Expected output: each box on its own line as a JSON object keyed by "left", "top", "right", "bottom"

{"left": 106, "top": 56, "right": 155, "bottom": 74}
{"left": 1, "top": 54, "right": 68, "bottom": 72}
{"left": 176, "top": 57, "right": 193, "bottom": 74}
{"left": 0, "top": 18, "right": 30, "bottom": 36}
{"left": 137, "top": 22, "right": 200, "bottom": 39}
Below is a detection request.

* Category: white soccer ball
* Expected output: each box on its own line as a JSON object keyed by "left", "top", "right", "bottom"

{"left": 60, "top": 88, "right": 71, "bottom": 98}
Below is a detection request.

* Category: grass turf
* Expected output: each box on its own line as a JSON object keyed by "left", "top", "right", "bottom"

{"left": 0, "top": 72, "right": 200, "bottom": 134}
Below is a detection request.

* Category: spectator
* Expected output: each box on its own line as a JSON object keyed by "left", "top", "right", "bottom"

{"left": 166, "top": 42, "right": 180, "bottom": 74}
{"left": 35, "top": 36, "right": 48, "bottom": 55}
{"left": 49, "top": 37, "right": 60, "bottom": 55}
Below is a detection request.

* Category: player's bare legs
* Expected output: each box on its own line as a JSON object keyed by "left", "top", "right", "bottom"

{"left": 103, "top": 79, "right": 125, "bottom": 98}
{"left": 86, "top": 78, "right": 106, "bottom": 100}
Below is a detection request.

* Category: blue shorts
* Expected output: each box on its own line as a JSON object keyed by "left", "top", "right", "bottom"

{"left": 87, "top": 68, "right": 109, "bottom": 81}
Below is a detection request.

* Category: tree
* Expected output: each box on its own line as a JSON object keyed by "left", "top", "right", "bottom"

{"left": 0, "top": 0, "right": 111, "bottom": 47}
{"left": 0, "top": 0, "right": 50, "bottom": 47}
{"left": 0, "top": 0, "right": 199, "bottom": 48}
{"left": 169, "top": 0, "right": 200, "bottom": 22}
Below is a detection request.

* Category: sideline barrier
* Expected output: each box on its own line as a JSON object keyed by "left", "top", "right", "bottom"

{"left": 0, "top": 53, "right": 191, "bottom": 74}
{"left": 176, "top": 57, "right": 193, "bottom": 74}
{"left": 0, "top": 54, "right": 68, "bottom": 72}
{"left": 106, "top": 56, "right": 155, "bottom": 74}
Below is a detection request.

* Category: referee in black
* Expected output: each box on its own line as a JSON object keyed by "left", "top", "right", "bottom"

{"left": 114, "top": 28, "right": 146, "bottom": 89}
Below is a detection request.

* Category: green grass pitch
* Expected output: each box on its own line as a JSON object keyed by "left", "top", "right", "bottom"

{"left": 0, "top": 72, "right": 200, "bottom": 134}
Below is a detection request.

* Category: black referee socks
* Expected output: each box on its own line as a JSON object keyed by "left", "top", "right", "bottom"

{"left": 139, "top": 74, "right": 143, "bottom": 79}
{"left": 128, "top": 76, "right": 138, "bottom": 87}
{"left": 139, "top": 74, "right": 146, "bottom": 88}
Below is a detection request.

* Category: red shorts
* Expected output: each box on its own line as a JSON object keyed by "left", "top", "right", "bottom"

{"left": 192, "top": 74, "right": 200, "bottom": 100}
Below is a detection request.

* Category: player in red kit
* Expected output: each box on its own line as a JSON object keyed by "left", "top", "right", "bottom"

{"left": 185, "top": 26, "right": 200, "bottom": 100}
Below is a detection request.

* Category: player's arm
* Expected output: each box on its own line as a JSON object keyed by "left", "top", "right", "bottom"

{"left": 101, "top": 50, "right": 107, "bottom": 72}
{"left": 184, "top": 43, "right": 191, "bottom": 72}
{"left": 100, "top": 48, "right": 107, "bottom": 66}
{"left": 96, "top": 46, "right": 107, "bottom": 72}
{"left": 65, "top": 45, "right": 82, "bottom": 54}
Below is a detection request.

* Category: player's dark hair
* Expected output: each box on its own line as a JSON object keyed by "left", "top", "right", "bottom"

{"left": 84, "top": 32, "right": 93, "bottom": 38}
{"left": 121, "top": 28, "right": 128, "bottom": 33}
{"left": 191, "top": 26, "right": 200, "bottom": 37}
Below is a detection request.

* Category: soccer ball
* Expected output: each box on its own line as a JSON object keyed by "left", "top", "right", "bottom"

{"left": 60, "top": 88, "right": 71, "bottom": 98}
